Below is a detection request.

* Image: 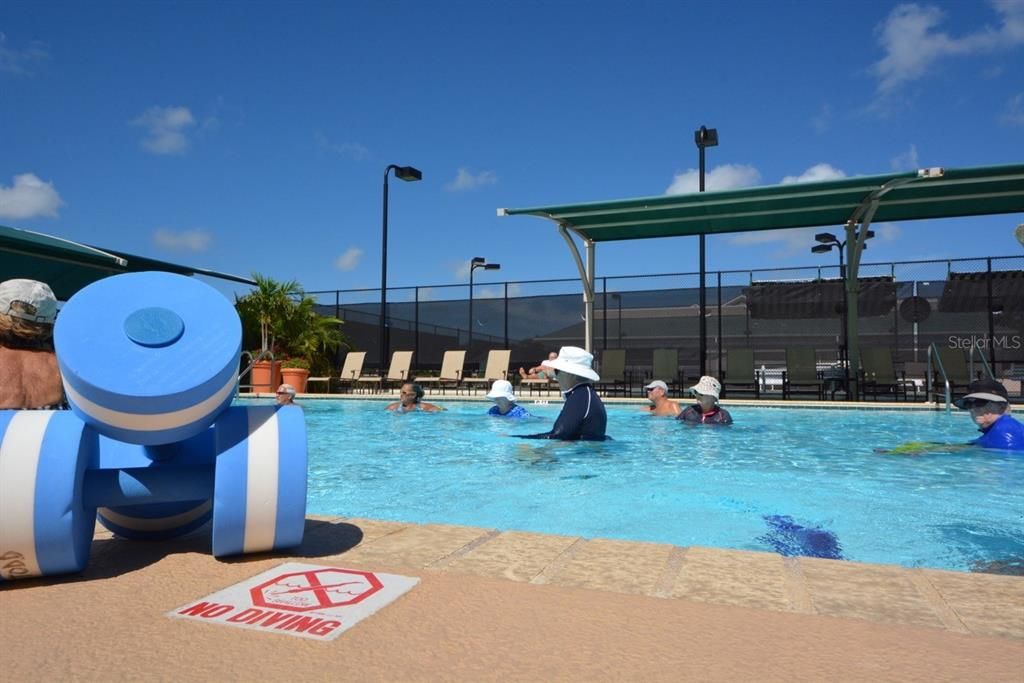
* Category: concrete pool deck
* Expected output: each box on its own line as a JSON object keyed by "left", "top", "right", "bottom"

{"left": 2, "top": 516, "right": 1021, "bottom": 681}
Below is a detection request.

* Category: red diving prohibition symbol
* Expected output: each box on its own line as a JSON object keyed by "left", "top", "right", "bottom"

{"left": 250, "top": 567, "right": 385, "bottom": 612}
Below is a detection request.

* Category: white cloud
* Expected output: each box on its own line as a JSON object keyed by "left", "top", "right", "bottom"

{"left": 445, "top": 168, "right": 498, "bottom": 192}
{"left": 0, "top": 33, "right": 48, "bottom": 75}
{"left": 452, "top": 261, "right": 473, "bottom": 281}
{"left": 132, "top": 106, "right": 196, "bottom": 155}
{"left": 665, "top": 164, "right": 761, "bottom": 194}
{"left": 314, "top": 132, "right": 369, "bottom": 160}
{"left": 0, "top": 173, "right": 63, "bottom": 219}
{"left": 727, "top": 227, "right": 822, "bottom": 253}
{"left": 874, "top": 223, "right": 903, "bottom": 242}
{"left": 780, "top": 163, "right": 847, "bottom": 184}
{"left": 153, "top": 228, "right": 211, "bottom": 252}
{"left": 871, "top": 1, "right": 1024, "bottom": 98}
{"left": 890, "top": 144, "right": 920, "bottom": 171}
{"left": 1001, "top": 92, "right": 1024, "bottom": 125}
{"left": 812, "top": 104, "right": 832, "bottom": 134}
{"left": 335, "top": 247, "right": 364, "bottom": 271}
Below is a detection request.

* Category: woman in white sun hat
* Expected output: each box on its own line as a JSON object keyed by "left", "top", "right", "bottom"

{"left": 678, "top": 375, "right": 733, "bottom": 425}
{"left": 514, "top": 346, "right": 608, "bottom": 440}
{"left": 486, "top": 379, "right": 532, "bottom": 418}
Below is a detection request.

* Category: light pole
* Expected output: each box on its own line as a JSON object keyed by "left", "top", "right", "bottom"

{"left": 812, "top": 230, "right": 873, "bottom": 370}
{"left": 380, "top": 164, "right": 421, "bottom": 372}
{"left": 695, "top": 125, "right": 718, "bottom": 377}
{"left": 611, "top": 293, "right": 622, "bottom": 347}
{"left": 468, "top": 256, "right": 500, "bottom": 356}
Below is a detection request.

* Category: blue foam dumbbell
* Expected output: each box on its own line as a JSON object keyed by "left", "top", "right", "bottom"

{"left": 0, "top": 271, "right": 309, "bottom": 580}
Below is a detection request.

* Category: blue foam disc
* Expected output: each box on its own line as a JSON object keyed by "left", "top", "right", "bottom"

{"left": 211, "top": 405, "right": 308, "bottom": 558}
{"left": 54, "top": 272, "right": 241, "bottom": 446}
{"left": 0, "top": 410, "right": 96, "bottom": 580}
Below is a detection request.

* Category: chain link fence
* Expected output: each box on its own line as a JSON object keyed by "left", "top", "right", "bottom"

{"left": 308, "top": 255, "right": 1023, "bottom": 398}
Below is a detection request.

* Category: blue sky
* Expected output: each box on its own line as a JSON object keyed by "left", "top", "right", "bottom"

{"left": 2, "top": 0, "right": 1022, "bottom": 299}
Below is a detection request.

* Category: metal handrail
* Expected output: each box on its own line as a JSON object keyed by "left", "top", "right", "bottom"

{"left": 926, "top": 343, "right": 952, "bottom": 412}
{"left": 967, "top": 339, "right": 995, "bottom": 381}
{"left": 237, "top": 349, "right": 276, "bottom": 396}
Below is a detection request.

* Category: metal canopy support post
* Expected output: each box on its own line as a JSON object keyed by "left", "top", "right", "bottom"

{"left": 843, "top": 171, "right": 939, "bottom": 399}
{"left": 557, "top": 224, "right": 596, "bottom": 352}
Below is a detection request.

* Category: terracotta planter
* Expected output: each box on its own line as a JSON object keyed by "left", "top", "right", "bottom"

{"left": 250, "top": 360, "right": 281, "bottom": 393}
{"left": 280, "top": 367, "right": 310, "bottom": 394}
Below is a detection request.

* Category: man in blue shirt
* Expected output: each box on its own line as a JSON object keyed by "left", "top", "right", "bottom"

{"left": 486, "top": 379, "right": 531, "bottom": 418}
{"left": 514, "top": 346, "right": 608, "bottom": 441}
{"left": 954, "top": 379, "right": 1024, "bottom": 451}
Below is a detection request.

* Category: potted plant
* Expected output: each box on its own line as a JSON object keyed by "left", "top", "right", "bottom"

{"left": 236, "top": 274, "right": 350, "bottom": 394}
{"left": 280, "top": 357, "right": 311, "bottom": 393}
{"left": 236, "top": 275, "right": 302, "bottom": 393}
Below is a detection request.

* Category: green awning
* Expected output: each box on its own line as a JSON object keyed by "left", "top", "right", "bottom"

{"left": 1, "top": 224, "right": 256, "bottom": 301}
{"left": 501, "top": 163, "right": 1024, "bottom": 241}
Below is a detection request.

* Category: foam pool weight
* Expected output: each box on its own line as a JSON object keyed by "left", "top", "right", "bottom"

{"left": 54, "top": 272, "right": 242, "bottom": 446}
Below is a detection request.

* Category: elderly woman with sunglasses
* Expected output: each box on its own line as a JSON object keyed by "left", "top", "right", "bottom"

{"left": 954, "top": 379, "right": 1023, "bottom": 451}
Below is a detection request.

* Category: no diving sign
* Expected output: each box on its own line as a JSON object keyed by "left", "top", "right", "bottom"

{"left": 168, "top": 562, "right": 418, "bottom": 641}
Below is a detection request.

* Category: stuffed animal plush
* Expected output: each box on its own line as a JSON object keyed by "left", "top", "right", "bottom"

{"left": 0, "top": 278, "right": 64, "bottom": 409}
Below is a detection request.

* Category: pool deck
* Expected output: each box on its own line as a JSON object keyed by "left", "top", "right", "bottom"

{"left": 2, "top": 516, "right": 1021, "bottom": 681}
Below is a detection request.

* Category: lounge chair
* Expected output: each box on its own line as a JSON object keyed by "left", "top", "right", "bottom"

{"left": 414, "top": 350, "right": 466, "bottom": 395}
{"left": 356, "top": 350, "right": 413, "bottom": 393}
{"left": 308, "top": 350, "right": 366, "bottom": 393}
{"left": 596, "top": 349, "right": 627, "bottom": 396}
{"left": 859, "top": 347, "right": 910, "bottom": 401}
{"left": 462, "top": 349, "right": 511, "bottom": 393}
{"left": 782, "top": 348, "right": 823, "bottom": 400}
{"left": 930, "top": 346, "right": 975, "bottom": 398}
{"left": 652, "top": 348, "right": 682, "bottom": 394}
{"left": 721, "top": 348, "right": 760, "bottom": 399}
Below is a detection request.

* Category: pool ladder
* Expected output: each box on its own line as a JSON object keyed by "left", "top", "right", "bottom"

{"left": 237, "top": 349, "right": 276, "bottom": 397}
{"left": 926, "top": 340, "right": 994, "bottom": 412}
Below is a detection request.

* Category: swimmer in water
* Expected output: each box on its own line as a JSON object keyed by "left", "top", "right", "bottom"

{"left": 386, "top": 382, "right": 445, "bottom": 413}
{"left": 486, "top": 379, "right": 532, "bottom": 418}
{"left": 677, "top": 376, "right": 733, "bottom": 425}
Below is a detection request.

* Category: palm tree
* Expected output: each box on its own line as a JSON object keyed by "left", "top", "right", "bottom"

{"left": 235, "top": 274, "right": 302, "bottom": 353}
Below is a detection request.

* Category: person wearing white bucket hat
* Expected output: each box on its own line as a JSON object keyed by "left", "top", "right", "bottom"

{"left": 678, "top": 375, "right": 733, "bottom": 425}
{"left": 486, "top": 379, "right": 532, "bottom": 418}
{"left": 514, "top": 346, "right": 608, "bottom": 440}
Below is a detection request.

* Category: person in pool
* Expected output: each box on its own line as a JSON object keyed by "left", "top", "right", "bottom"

{"left": 954, "top": 378, "right": 1023, "bottom": 450}
{"left": 519, "top": 351, "right": 558, "bottom": 380}
{"left": 486, "top": 379, "right": 532, "bottom": 418}
{"left": 386, "top": 382, "right": 445, "bottom": 413}
{"left": 275, "top": 383, "right": 297, "bottom": 406}
{"left": 677, "top": 375, "right": 733, "bottom": 425}
{"left": 514, "top": 346, "right": 608, "bottom": 440}
{"left": 644, "top": 379, "right": 681, "bottom": 417}
{"left": 877, "top": 378, "right": 1023, "bottom": 454}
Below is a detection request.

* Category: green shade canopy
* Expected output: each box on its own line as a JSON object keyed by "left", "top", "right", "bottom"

{"left": 0, "top": 224, "right": 255, "bottom": 301}
{"left": 501, "top": 164, "right": 1024, "bottom": 241}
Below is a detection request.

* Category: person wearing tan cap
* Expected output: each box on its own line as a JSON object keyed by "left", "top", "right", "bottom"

{"left": 644, "top": 380, "right": 680, "bottom": 417}
{"left": 678, "top": 375, "right": 733, "bottom": 425}
{"left": 0, "top": 278, "right": 64, "bottom": 410}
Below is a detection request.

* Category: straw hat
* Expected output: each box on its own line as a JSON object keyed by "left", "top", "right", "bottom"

{"left": 541, "top": 346, "right": 600, "bottom": 382}
{"left": 486, "top": 379, "right": 517, "bottom": 402}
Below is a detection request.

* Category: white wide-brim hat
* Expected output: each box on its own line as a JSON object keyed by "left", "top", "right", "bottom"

{"left": 542, "top": 346, "right": 600, "bottom": 382}
{"left": 689, "top": 375, "right": 721, "bottom": 399}
{"left": 486, "top": 379, "right": 517, "bottom": 402}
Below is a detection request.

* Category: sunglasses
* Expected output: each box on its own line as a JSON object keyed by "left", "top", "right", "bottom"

{"left": 961, "top": 398, "right": 993, "bottom": 409}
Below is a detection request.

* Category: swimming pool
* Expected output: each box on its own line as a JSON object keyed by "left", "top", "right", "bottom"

{"left": 287, "top": 399, "right": 1023, "bottom": 573}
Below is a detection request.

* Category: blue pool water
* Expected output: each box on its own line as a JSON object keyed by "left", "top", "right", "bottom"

{"left": 290, "top": 399, "right": 1023, "bottom": 572}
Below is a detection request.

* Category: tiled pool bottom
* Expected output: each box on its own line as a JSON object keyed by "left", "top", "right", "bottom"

{"left": 283, "top": 515, "right": 1022, "bottom": 639}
